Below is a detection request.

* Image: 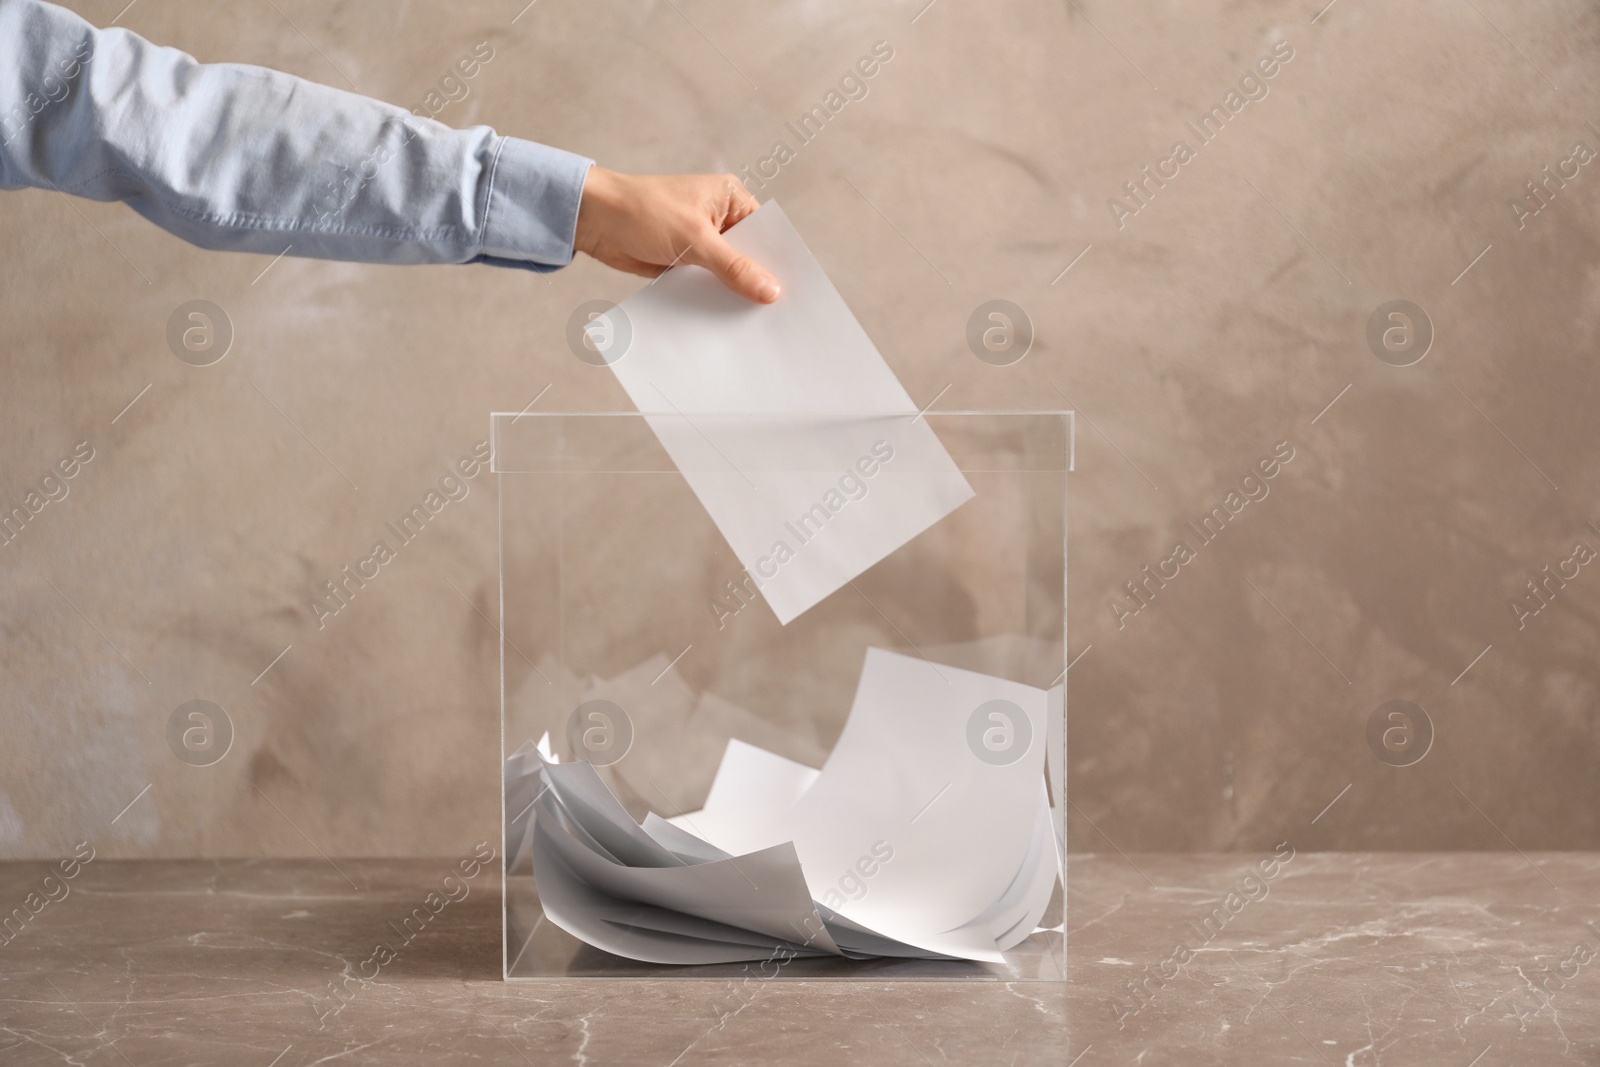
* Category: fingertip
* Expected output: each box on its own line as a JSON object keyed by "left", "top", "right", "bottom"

{"left": 756, "top": 278, "right": 781, "bottom": 303}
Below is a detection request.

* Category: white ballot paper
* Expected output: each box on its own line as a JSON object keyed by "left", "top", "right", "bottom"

{"left": 665, "top": 739, "right": 819, "bottom": 857}
{"left": 588, "top": 202, "right": 974, "bottom": 624}
{"left": 680, "top": 648, "right": 1051, "bottom": 962}
{"left": 514, "top": 647, "right": 1059, "bottom": 967}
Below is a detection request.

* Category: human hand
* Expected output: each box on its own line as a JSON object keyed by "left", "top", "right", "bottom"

{"left": 573, "top": 167, "right": 781, "bottom": 304}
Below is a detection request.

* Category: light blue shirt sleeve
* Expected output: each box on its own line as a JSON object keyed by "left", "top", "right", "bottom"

{"left": 0, "top": 0, "right": 594, "bottom": 272}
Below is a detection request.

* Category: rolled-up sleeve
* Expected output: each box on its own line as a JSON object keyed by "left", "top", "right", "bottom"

{"left": 0, "top": 0, "right": 593, "bottom": 271}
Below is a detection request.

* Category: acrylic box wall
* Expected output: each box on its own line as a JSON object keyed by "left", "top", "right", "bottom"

{"left": 494, "top": 411, "right": 1071, "bottom": 980}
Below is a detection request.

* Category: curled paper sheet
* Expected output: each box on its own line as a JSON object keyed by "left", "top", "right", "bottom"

{"left": 503, "top": 734, "right": 554, "bottom": 874}
{"left": 509, "top": 649, "right": 1060, "bottom": 966}
{"left": 531, "top": 825, "right": 831, "bottom": 967}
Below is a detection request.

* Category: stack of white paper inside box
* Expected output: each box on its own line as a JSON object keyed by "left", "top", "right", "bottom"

{"left": 505, "top": 203, "right": 1061, "bottom": 965}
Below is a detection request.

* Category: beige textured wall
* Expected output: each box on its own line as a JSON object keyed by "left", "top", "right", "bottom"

{"left": 3, "top": 0, "right": 1598, "bottom": 858}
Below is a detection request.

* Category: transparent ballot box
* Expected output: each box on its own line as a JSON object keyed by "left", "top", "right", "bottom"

{"left": 494, "top": 410, "right": 1071, "bottom": 980}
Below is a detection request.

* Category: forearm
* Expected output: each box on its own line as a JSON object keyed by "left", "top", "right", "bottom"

{"left": 0, "top": 0, "right": 593, "bottom": 270}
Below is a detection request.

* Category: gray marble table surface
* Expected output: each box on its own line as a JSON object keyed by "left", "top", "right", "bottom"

{"left": 0, "top": 853, "right": 1593, "bottom": 1065}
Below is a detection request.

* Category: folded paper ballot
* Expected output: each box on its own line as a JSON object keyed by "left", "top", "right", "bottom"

{"left": 587, "top": 201, "right": 975, "bottom": 625}
{"left": 506, "top": 648, "right": 1059, "bottom": 966}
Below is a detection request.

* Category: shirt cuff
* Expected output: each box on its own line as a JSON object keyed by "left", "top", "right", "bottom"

{"left": 478, "top": 134, "right": 593, "bottom": 269}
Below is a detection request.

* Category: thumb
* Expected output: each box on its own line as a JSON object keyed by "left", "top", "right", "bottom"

{"left": 691, "top": 229, "right": 781, "bottom": 304}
